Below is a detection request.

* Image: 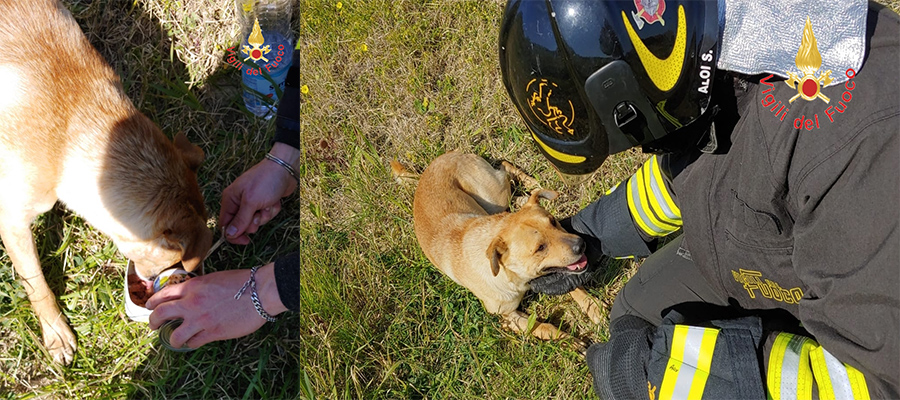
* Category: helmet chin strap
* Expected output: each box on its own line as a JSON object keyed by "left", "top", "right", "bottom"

{"left": 641, "top": 103, "right": 721, "bottom": 155}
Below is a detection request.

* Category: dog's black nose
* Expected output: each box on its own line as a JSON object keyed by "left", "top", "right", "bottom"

{"left": 573, "top": 237, "right": 585, "bottom": 254}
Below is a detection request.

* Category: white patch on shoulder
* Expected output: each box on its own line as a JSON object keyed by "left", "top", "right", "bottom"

{"left": 0, "top": 65, "right": 24, "bottom": 112}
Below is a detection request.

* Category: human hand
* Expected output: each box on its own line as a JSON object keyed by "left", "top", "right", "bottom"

{"left": 146, "top": 262, "right": 286, "bottom": 349}
{"left": 220, "top": 142, "right": 300, "bottom": 245}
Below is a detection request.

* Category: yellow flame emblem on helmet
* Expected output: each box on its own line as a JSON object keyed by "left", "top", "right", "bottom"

{"left": 524, "top": 78, "right": 585, "bottom": 164}
{"left": 526, "top": 78, "right": 575, "bottom": 136}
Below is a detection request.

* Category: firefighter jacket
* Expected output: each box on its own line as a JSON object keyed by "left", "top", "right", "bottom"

{"left": 570, "top": 5, "right": 898, "bottom": 399}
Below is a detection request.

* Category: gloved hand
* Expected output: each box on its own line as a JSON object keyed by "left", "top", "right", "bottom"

{"left": 528, "top": 217, "right": 607, "bottom": 295}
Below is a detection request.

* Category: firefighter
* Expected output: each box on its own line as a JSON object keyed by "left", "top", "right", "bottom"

{"left": 498, "top": 0, "right": 898, "bottom": 398}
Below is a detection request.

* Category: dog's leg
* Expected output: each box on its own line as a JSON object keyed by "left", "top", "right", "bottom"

{"left": 569, "top": 287, "right": 603, "bottom": 324}
{"left": 0, "top": 218, "right": 77, "bottom": 365}
{"left": 499, "top": 161, "right": 540, "bottom": 190}
{"left": 502, "top": 310, "right": 586, "bottom": 353}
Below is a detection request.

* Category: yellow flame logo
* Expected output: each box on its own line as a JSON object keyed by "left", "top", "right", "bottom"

{"left": 785, "top": 17, "right": 832, "bottom": 103}
{"left": 241, "top": 18, "right": 271, "bottom": 62}
{"left": 526, "top": 78, "right": 575, "bottom": 136}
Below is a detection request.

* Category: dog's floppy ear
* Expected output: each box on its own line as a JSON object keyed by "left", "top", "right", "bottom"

{"left": 525, "top": 189, "right": 558, "bottom": 207}
{"left": 487, "top": 237, "right": 508, "bottom": 277}
{"left": 174, "top": 132, "right": 205, "bottom": 172}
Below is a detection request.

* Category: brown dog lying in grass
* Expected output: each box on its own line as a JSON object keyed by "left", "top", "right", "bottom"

{"left": 413, "top": 152, "right": 601, "bottom": 350}
{"left": 0, "top": 0, "right": 212, "bottom": 364}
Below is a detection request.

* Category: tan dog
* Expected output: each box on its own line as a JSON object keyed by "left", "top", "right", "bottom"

{"left": 413, "top": 152, "right": 601, "bottom": 350}
{"left": 0, "top": 0, "right": 213, "bottom": 364}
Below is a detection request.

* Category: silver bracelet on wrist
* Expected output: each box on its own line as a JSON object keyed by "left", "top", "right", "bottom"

{"left": 234, "top": 266, "right": 278, "bottom": 322}
{"left": 264, "top": 153, "right": 300, "bottom": 185}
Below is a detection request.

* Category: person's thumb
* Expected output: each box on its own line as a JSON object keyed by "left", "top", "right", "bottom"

{"left": 225, "top": 201, "right": 257, "bottom": 240}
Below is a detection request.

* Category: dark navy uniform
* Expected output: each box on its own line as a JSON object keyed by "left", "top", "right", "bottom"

{"left": 534, "top": 5, "right": 898, "bottom": 399}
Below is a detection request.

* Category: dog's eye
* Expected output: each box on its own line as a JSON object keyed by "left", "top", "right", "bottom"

{"left": 535, "top": 244, "right": 546, "bottom": 253}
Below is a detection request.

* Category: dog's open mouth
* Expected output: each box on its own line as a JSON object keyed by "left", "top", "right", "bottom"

{"left": 127, "top": 261, "right": 186, "bottom": 308}
{"left": 542, "top": 254, "right": 588, "bottom": 275}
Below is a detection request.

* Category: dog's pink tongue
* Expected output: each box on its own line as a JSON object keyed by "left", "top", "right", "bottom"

{"left": 566, "top": 255, "right": 588, "bottom": 271}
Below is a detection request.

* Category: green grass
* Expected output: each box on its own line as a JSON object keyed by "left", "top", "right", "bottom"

{"left": 2, "top": 0, "right": 897, "bottom": 398}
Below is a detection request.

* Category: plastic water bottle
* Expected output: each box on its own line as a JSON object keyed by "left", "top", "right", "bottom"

{"left": 237, "top": 0, "right": 294, "bottom": 119}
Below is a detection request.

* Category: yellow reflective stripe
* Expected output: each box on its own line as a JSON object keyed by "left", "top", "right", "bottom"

{"left": 531, "top": 132, "right": 587, "bottom": 164}
{"left": 660, "top": 325, "right": 689, "bottom": 399}
{"left": 810, "top": 347, "right": 837, "bottom": 400}
{"left": 768, "top": 333, "right": 814, "bottom": 400}
{"left": 811, "top": 346, "right": 870, "bottom": 400}
{"left": 688, "top": 328, "right": 719, "bottom": 400}
{"left": 627, "top": 174, "right": 665, "bottom": 237}
{"left": 643, "top": 157, "right": 681, "bottom": 226}
{"left": 660, "top": 325, "right": 719, "bottom": 400}
{"left": 767, "top": 333, "right": 788, "bottom": 400}
{"left": 766, "top": 333, "right": 791, "bottom": 400}
{"left": 847, "top": 364, "right": 871, "bottom": 400}
{"left": 649, "top": 155, "right": 682, "bottom": 219}
{"left": 635, "top": 163, "right": 680, "bottom": 232}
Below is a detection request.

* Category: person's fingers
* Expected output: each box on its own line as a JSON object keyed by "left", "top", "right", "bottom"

{"left": 228, "top": 233, "right": 252, "bottom": 245}
{"left": 259, "top": 204, "right": 281, "bottom": 226}
{"left": 184, "top": 329, "right": 216, "bottom": 349}
{"left": 167, "top": 322, "right": 203, "bottom": 349}
{"left": 245, "top": 211, "right": 262, "bottom": 235}
{"left": 218, "top": 186, "right": 242, "bottom": 232}
{"left": 148, "top": 302, "right": 181, "bottom": 330}
{"left": 145, "top": 281, "right": 187, "bottom": 310}
{"left": 225, "top": 196, "right": 258, "bottom": 242}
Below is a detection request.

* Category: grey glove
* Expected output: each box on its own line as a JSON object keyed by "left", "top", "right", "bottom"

{"left": 528, "top": 217, "right": 607, "bottom": 295}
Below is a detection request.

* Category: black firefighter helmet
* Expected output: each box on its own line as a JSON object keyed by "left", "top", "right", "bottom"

{"left": 499, "top": 0, "right": 719, "bottom": 178}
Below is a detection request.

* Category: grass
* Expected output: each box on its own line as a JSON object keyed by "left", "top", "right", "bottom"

{"left": 1, "top": 0, "right": 897, "bottom": 398}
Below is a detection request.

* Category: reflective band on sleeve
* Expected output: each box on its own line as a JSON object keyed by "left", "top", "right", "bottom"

{"left": 768, "top": 333, "right": 816, "bottom": 400}
{"left": 648, "top": 155, "right": 682, "bottom": 220}
{"left": 628, "top": 174, "right": 665, "bottom": 236}
{"left": 659, "top": 325, "right": 720, "bottom": 400}
{"left": 810, "top": 346, "right": 871, "bottom": 400}
{"left": 627, "top": 161, "right": 680, "bottom": 238}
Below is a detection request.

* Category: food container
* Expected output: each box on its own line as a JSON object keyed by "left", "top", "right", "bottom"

{"left": 124, "top": 261, "right": 202, "bottom": 323}
{"left": 158, "top": 319, "right": 193, "bottom": 352}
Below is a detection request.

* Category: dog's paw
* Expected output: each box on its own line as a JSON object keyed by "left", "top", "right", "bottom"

{"left": 582, "top": 298, "right": 603, "bottom": 325}
{"left": 500, "top": 161, "right": 540, "bottom": 189}
{"left": 42, "top": 315, "right": 77, "bottom": 365}
{"left": 570, "top": 337, "right": 588, "bottom": 356}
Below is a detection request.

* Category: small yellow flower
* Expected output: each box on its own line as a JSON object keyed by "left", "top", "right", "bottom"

{"left": 336, "top": 2, "right": 342, "bottom": 10}
{"left": 422, "top": 97, "right": 429, "bottom": 108}
{"left": 360, "top": 43, "right": 368, "bottom": 52}
{"left": 301, "top": 85, "right": 310, "bottom": 94}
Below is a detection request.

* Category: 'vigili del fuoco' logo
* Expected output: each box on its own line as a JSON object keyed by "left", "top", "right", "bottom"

{"left": 526, "top": 78, "right": 575, "bottom": 136}
{"left": 223, "top": 18, "right": 288, "bottom": 80}
{"left": 759, "top": 17, "right": 859, "bottom": 131}
{"left": 785, "top": 17, "right": 832, "bottom": 103}
{"left": 241, "top": 18, "right": 271, "bottom": 62}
